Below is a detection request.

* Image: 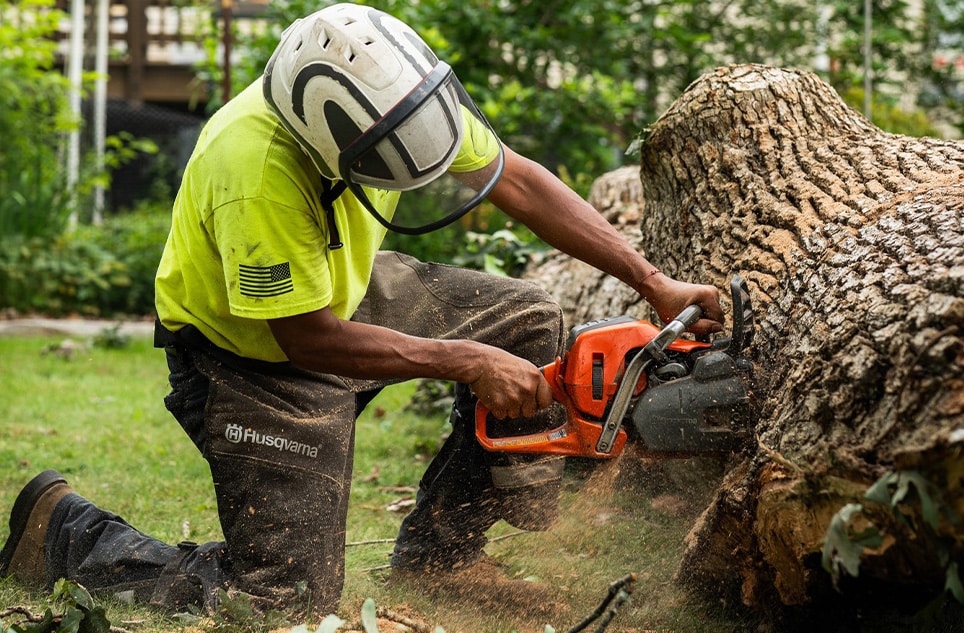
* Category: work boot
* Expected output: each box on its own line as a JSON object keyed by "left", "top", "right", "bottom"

{"left": 0, "top": 470, "right": 74, "bottom": 587}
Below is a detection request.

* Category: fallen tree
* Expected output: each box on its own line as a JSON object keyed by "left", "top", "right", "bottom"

{"left": 526, "top": 64, "right": 964, "bottom": 618}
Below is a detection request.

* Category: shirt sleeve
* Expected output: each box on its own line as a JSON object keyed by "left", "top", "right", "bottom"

{"left": 214, "top": 196, "right": 333, "bottom": 319}
{"left": 447, "top": 105, "right": 501, "bottom": 174}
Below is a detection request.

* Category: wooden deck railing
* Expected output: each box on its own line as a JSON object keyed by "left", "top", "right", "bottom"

{"left": 52, "top": 0, "right": 269, "bottom": 104}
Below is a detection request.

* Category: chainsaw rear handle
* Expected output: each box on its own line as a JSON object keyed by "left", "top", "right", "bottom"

{"left": 473, "top": 356, "right": 627, "bottom": 457}
{"left": 473, "top": 394, "right": 629, "bottom": 457}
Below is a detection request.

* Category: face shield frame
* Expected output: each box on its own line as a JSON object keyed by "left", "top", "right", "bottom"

{"left": 337, "top": 62, "right": 505, "bottom": 235}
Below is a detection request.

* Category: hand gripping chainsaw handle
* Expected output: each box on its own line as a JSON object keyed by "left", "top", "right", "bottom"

{"left": 474, "top": 303, "right": 706, "bottom": 458}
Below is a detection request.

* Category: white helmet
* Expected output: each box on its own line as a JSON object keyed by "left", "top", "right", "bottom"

{"left": 266, "top": 3, "right": 458, "bottom": 186}
{"left": 263, "top": 3, "right": 504, "bottom": 234}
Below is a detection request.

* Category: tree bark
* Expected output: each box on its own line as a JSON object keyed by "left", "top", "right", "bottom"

{"left": 526, "top": 64, "right": 964, "bottom": 614}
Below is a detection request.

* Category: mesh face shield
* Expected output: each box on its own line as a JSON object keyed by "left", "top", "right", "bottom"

{"left": 338, "top": 62, "right": 505, "bottom": 235}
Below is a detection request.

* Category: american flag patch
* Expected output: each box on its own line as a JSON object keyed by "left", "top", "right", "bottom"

{"left": 239, "top": 262, "right": 293, "bottom": 297}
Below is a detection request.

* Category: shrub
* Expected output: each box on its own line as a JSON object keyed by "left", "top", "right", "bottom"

{"left": 0, "top": 204, "right": 171, "bottom": 317}
{"left": 0, "top": 235, "right": 128, "bottom": 317}
{"left": 74, "top": 204, "right": 171, "bottom": 315}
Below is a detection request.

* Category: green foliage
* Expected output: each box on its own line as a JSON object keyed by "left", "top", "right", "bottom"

{"left": 823, "top": 0, "right": 916, "bottom": 93}
{"left": 0, "top": 235, "right": 128, "bottom": 317}
{"left": 821, "top": 503, "right": 883, "bottom": 579}
{"left": 208, "top": 0, "right": 951, "bottom": 198}
{"left": 918, "top": 0, "right": 964, "bottom": 134}
{"left": 452, "top": 227, "right": 545, "bottom": 277}
{"left": 179, "top": 0, "right": 962, "bottom": 268}
{"left": 842, "top": 87, "right": 943, "bottom": 137}
{"left": 404, "top": 379, "right": 455, "bottom": 417}
{"left": 823, "top": 470, "right": 964, "bottom": 603}
{"left": 379, "top": 227, "right": 465, "bottom": 266}
{"left": 865, "top": 470, "right": 964, "bottom": 602}
{"left": 0, "top": 205, "right": 170, "bottom": 317}
{"left": 3, "top": 580, "right": 110, "bottom": 633}
{"left": 0, "top": 1, "right": 159, "bottom": 236}
{"left": 91, "top": 324, "right": 131, "bottom": 350}
{"left": 0, "top": 0, "right": 76, "bottom": 239}
{"left": 820, "top": 0, "right": 961, "bottom": 136}
{"left": 863, "top": 470, "right": 949, "bottom": 529}
{"left": 211, "top": 589, "right": 291, "bottom": 633}
{"left": 73, "top": 205, "right": 171, "bottom": 315}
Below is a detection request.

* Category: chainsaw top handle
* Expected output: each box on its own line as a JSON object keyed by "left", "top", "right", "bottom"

{"left": 643, "top": 304, "right": 702, "bottom": 364}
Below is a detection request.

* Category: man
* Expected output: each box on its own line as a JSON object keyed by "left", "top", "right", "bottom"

{"left": 0, "top": 3, "right": 723, "bottom": 618}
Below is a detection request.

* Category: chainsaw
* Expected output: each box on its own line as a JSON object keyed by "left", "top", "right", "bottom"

{"left": 475, "top": 276, "right": 755, "bottom": 459}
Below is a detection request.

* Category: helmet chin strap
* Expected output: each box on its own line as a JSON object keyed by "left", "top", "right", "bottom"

{"left": 320, "top": 177, "right": 347, "bottom": 250}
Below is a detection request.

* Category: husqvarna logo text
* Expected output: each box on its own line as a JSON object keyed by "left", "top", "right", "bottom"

{"left": 224, "top": 423, "right": 319, "bottom": 458}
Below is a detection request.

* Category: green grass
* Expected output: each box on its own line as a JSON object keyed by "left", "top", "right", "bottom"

{"left": 0, "top": 331, "right": 748, "bottom": 632}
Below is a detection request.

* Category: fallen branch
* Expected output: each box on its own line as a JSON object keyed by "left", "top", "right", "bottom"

{"left": 346, "top": 537, "right": 396, "bottom": 547}
{"left": 565, "top": 573, "right": 637, "bottom": 633}
{"left": 0, "top": 606, "right": 44, "bottom": 623}
{"left": 376, "top": 607, "right": 433, "bottom": 633}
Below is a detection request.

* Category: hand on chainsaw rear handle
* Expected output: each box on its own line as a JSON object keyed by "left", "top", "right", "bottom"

{"left": 468, "top": 346, "right": 555, "bottom": 420}
{"left": 641, "top": 274, "right": 725, "bottom": 334}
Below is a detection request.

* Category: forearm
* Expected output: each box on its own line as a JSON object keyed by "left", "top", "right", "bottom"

{"left": 488, "top": 145, "right": 724, "bottom": 330}
{"left": 269, "top": 307, "right": 553, "bottom": 418}
{"left": 487, "top": 147, "right": 659, "bottom": 298}
{"left": 269, "top": 310, "right": 486, "bottom": 383}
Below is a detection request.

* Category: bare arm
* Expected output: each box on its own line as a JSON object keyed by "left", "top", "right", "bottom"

{"left": 486, "top": 145, "right": 724, "bottom": 332}
{"left": 268, "top": 307, "right": 552, "bottom": 419}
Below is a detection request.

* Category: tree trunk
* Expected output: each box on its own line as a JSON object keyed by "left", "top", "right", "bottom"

{"left": 526, "top": 64, "right": 964, "bottom": 615}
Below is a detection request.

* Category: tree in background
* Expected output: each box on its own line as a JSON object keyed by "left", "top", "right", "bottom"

{"left": 0, "top": 0, "right": 76, "bottom": 240}
{"left": 220, "top": 1, "right": 958, "bottom": 180}
{"left": 919, "top": 0, "right": 964, "bottom": 135}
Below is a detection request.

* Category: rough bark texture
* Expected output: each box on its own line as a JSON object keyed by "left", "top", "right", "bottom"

{"left": 525, "top": 64, "right": 964, "bottom": 615}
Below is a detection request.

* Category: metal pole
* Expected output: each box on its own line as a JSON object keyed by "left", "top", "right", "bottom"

{"left": 66, "top": 0, "right": 85, "bottom": 229}
{"left": 222, "top": 0, "right": 232, "bottom": 103}
{"left": 93, "top": 0, "right": 109, "bottom": 224}
{"left": 864, "top": 0, "right": 872, "bottom": 119}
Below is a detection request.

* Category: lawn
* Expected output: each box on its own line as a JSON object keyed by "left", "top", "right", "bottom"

{"left": 0, "top": 329, "right": 747, "bottom": 632}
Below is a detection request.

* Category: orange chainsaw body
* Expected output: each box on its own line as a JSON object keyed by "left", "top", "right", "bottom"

{"left": 475, "top": 316, "right": 710, "bottom": 459}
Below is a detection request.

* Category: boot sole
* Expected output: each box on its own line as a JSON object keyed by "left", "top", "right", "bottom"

{"left": 0, "top": 470, "right": 67, "bottom": 576}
